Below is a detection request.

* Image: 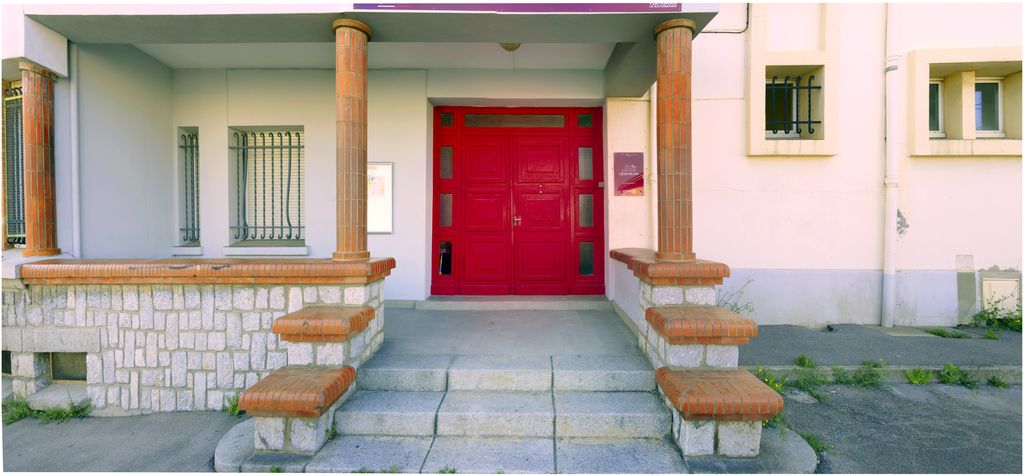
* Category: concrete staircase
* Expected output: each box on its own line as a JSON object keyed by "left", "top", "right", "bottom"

{"left": 305, "top": 353, "right": 687, "bottom": 473}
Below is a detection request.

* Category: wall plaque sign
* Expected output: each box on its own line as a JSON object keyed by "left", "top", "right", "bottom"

{"left": 368, "top": 162, "right": 393, "bottom": 233}
{"left": 613, "top": 152, "right": 644, "bottom": 196}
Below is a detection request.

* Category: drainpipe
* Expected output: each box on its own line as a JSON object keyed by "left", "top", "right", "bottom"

{"left": 69, "top": 43, "right": 82, "bottom": 258}
{"left": 881, "top": 4, "right": 900, "bottom": 327}
{"left": 648, "top": 83, "right": 659, "bottom": 248}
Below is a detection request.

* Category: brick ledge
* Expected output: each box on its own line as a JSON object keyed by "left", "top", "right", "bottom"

{"left": 610, "top": 248, "right": 729, "bottom": 285}
{"left": 18, "top": 257, "right": 396, "bottom": 285}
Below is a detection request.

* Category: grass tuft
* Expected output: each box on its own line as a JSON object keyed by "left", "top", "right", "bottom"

{"left": 439, "top": 466, "right": 458, "bottom": 474}
{"left": 984, "top": 328, "right": 999, "bottom": 340}
{"left": 831, "top": 366, "right": 853, "bottom": 385}
{"left": 926, "top": 328, "right": 972, "bottom": 339}
{"left": 904, "top": 367, "right": 933, "bottom": 385}
{"left": 793, "top": 353, "right": 817, "bottom": 369}
{"left": 987, "top": 375, "right": 1009, "bottom": 389}
{"left": 799, "top": 432, "right": 834, "bottom": 453}
{"left": 269, "top": 466, "right": 283, "bottom": 473}
{"left": 380, "top": 465, "right": 401, "bottom": 473}
{"left": 788, "top": 368, "right": 829, "bottom": 401}
{"left": 763, "top": 412, "right": 787, "bottom": 431}
{"left": 2, "top": 397, "right": 35, "bottom": 425}
{"left": 937, "top": 362, "right": 978, "bottom": 389}
{"left": 753, "top": 364, "right": 785, "bottom": 393}
{"left": 225, "top": 392, "right": 243, "bottom": 416}
{"left": 850, "top": 359, "right": 885, "bottom": 387}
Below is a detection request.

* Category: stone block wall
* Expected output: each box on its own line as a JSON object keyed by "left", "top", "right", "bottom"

{"left": 1, "top": 279, "right": 384, "bottom": 415}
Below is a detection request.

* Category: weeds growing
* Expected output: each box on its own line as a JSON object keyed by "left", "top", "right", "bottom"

{"left": 439, "top": 466, "right": 458, "bottom": 474}
{"left": 984, "top": 328, "right": 999, "bottom": 340}
{"left": 754, "top": 365, "right": 785, "bottom": 393}
{"left": 987, "top": 375, "right": 1009, "bottom": 389}
{"left": 799, "top": 432, "right": 834, "bottom": 453}
{"left": 2, "top": 397, "right": 91, "bottom": 425}
{"left": 225, "top": 392, "right": 243, "bottom": 416}
{"left": 937, "top": 362, "right": 978, "bottom": 389}
{"left": 926, "top": 328, "right": 971, "bottom": 339}
{"left": 904, "top": 368, "right": 933, "bottom": 385}
{"left": 793, "top": 353, "right": 817, "bottom": 368}
{"left": 971, "top": 295, "right": 1022, "bottom": 332}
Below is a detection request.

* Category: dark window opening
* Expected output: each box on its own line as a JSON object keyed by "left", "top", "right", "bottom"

{"left": 928, "top": 83, "right": 942, "bottom": 132}
{"left": 765, "top": 75, "right": 821, "bottom": 138}
{"left": 2, "top": 350, "right": 11, "bottom": 375}
{"left": 578, "top": 114, "right": 593, "bottom": 128}
{"left": 440, "top": 113, "right": 454, "bottom": 127}
{"left": 465, "top": 114, "right": 565, "bottom": 128}
{"left": 51, "top": 352, "right": 87, "bottom": 382}
{"left": 438, "top": 241, "right": 453, "bottom": 275}
{"left": 579, "top": 242, "right": 594, "bottom": 276}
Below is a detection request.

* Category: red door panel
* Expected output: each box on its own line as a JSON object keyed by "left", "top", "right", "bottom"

{"left": 432, "top": 107, "right": 604, "bottom": 295}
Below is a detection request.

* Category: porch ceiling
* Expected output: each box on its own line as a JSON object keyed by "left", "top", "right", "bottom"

{"left": 27, "top": 6, "right": 718, "bottom": 96}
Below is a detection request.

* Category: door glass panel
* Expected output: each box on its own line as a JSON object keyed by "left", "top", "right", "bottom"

{"left": 438, "top": 241, "right": 453, "bottom": 275}
{"left": 439, "top": 194, "right": 453, "bottom": 227}
{"left": 578, "top": 113, "right": 593, "bottom": 128}
{"left": 578, "top": 194, "right": 593, "bottom": 227}
{"left": 578, "top": 147, "right": 593, "bottom": 180}
{"left": 579, "top": 242, "right": 594, "bottom": 276}
{"left": 440, "top": 147, "right": 453, "bottom": 179}
{"left": 465, "top": 114, "right": 565, "bottom": 128}
{"left": 440, "top": 113, "right": 454, "bottom": 126}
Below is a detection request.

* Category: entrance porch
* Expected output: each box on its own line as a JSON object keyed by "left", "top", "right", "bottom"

{"left": 214, "top": 301, "right": 815, "bottom": 473}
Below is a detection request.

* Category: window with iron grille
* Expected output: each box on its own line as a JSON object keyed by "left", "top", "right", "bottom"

{"left": 229, "top": 127, "right": 304, "bottom": 244}
{"left": 765, "top": 70, "right": 823, "bottom": 140}
{"left": 178, "top": 128, "right": 200, "bottom": 245}
{"left": 3, "top": 84, "right": 25, "bottom": 246}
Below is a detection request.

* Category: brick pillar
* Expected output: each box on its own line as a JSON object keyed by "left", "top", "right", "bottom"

{"left": 332, "top": 19, "right": 372, "bottom": 261}
{"left": 654, "top": 20, "right": 696, "bottom": 262}
{"left": 20, "top": 62, "right": 60, "bottom": 257}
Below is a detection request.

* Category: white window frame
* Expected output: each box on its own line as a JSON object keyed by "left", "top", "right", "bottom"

{"left": 765, "top": 80, "right": 800, "bottom": 140}
{"left": 974, "top": 78, "right": 1005, "bottom": 138}
{"left": 928, "top": 80, "right": 945, "bottom": 138}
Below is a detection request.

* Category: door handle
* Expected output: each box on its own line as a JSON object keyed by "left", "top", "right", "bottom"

{"left": 513, "top": 216, "right": 522, "bottom": 226}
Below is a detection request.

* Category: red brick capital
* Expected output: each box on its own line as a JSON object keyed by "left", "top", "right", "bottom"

{"left": 333, "top": 19, "right": 371, "bottom": 261}
{"left": 654, "top": 20, "right": 696, "bottom": 262}
{"left": 19, "top": 62, "right": 60, "bottom": 257}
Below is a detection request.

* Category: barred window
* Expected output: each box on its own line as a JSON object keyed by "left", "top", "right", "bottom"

{"left": 765, "top": 72, "right": 822, "bottom": 140}
{"left": 229, "top": 128, "right": 304, "bottom": 243}
{"left": 178, "top": 128, "right": 200, "bottom": 245}
{"left": 3, "top": 84, "right": 24, "bottom": 246}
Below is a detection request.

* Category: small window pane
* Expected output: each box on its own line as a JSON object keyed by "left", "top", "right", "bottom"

{"left": 439, "top": 241, "right": 453, "bottom": 275}
{"left": 2, "top": 350, "right": 10, "bottom": 375}
{"left": 51, "top": 352, "right": 87, "bottom": 381}
{"left": 440, "top": 147, "right": 453, "bottom": 179}
{"left": 578, "top": 194, "right": 593, "bottom": 227}
{"left": 578, "top": 114, "right": 593, "bottom": 128}
{"left": 579, "top": 242, "right": 594, "bottom": 276}
{"left": 440, "top": 113, "right": 454, "bottom": 127}
{"left": 439, "top": 194, "right": 453, "bottom": 227}
{"left": 578, "top": 147, "right": 593, "bottom": 181}
{"left": 975, "top": 83, "right": 1000, "bottom": 131}
{"left": 465, "top": 114, "right": 565, "bottom": 128}
{"left": 765, "top": 83, "right": 794, "bottom": 132}
{"left": 928, "top": 83, "right": 941, "bottom": 132}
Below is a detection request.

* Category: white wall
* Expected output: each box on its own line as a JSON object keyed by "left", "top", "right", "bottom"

{"left": 78, "top": 45, "right": 173, "bottom": 258}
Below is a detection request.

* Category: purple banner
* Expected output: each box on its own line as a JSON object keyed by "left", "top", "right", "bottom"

{"left": 354, "top": 3, "right": 682, "bottom": 13}
{"left": 613, "top": 152, "right": 644, "bottom": 196}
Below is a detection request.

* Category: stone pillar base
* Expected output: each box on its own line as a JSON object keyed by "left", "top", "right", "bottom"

{"left": 253, "top": 388, "right": 351, "bottom": 454}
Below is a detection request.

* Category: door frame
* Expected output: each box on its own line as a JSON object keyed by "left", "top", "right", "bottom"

{"left": 430, "top": 106, "right": 605, "bottom": 296}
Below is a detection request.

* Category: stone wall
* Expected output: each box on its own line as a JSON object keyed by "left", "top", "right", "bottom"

{"left": 1, "top": 279, "right": 384, "bottom": 415}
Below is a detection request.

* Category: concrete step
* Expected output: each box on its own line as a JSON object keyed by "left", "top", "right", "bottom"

{"left": 415, "top": 296, "right": 612, "bottom": 311}
{"left": 422, "top": 436, "right": 555, "bottom": 474}
{"left": 334, "top": 390, "right": 444, "bottom": 437}
{"left": 25, "top": 383, "right": 90, "bottom": 411}
{"left": 553, "top": 355, "right": 655, "bottom": 391}
{"left": 554, "top": 391, "right": 671, "bottom": 438}
{"left": 436, "top": 391, "right": 554, "bottom": 437}
{"left": 448, "top": 355, "right": 552, "bottom": 391}
{"left": 357, "top": 353, "right": 654, "bottom": 392}
{"left": 356, "top": 354, "right": 451, "bottom": 391}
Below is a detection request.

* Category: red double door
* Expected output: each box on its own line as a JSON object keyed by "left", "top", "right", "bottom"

{"left": 432, "top": 107, "right": 605, "bottom": 295}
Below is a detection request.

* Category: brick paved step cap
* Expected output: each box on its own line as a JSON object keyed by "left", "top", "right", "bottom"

{"left": 655, "top": 368, "right": 783, "bottom": 421}
{"left": 272, "top": 306, "right": 375, "bottom": 342}
{"left": 646, "top": 306, "right": 757, "bottom": 345}
{"left": 239, "top": 365, "right": 356, "bottom": 418}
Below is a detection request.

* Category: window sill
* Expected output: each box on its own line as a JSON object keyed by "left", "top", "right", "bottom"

{"left": 171, "top": 246, "right": 203, "bottom": 256}
{"left": 749, "top": 138, "right": 834, "bottom": 157}
{"left": 914, "top": 138, "right": 1022, "bottom": 157}
{"left": 222, "top": 245, "right": 310, "bottom": 256}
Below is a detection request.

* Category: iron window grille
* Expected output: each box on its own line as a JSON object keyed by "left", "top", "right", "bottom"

{"left": 178, "top": 131, "right": 200, "bottom": 244}
{"left": 765, "top": 75, "right": 822, "bottom": 139}
{"left": 3, "top": 85, "right": 25, "bottom": 246}
{"left": 229, "top": 129, "right": 304, "bottom": 242}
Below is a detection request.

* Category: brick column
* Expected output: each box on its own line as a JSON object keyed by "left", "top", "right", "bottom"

{"left": 20, "top": 62, "right": 60, "bottom": 257}
{"left": 654, "top": 20, "right": 696, "bottom": 262}
{"left": 332, "top": 19, "right": 371, "bottom": 261}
